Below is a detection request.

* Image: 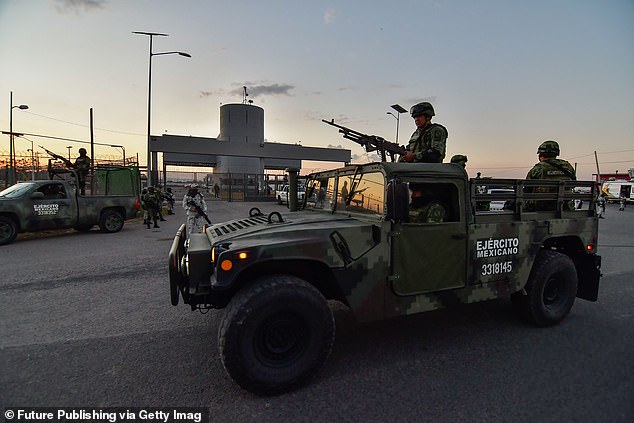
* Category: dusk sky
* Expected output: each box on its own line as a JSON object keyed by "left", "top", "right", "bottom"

{"left": 1, "top": 0, "right": 632, "bottom": 179}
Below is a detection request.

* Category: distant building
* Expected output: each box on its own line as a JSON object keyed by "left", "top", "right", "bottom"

{"left": 593, "top": 168, "right": 634, "bottom": 183}
{"left": 150, "top": 103, "right": 351, "bottom": 181}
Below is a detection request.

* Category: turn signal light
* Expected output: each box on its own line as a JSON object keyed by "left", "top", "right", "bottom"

{"left": 238, "top": 252, "right": 248, "bottom": 260}
{"left": 220, "top": 259, "right": 233, "bottom": 271}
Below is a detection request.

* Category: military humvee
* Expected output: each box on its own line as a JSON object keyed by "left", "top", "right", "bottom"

{"left": 168, "top": 162, "right": 601, "bottom": 395}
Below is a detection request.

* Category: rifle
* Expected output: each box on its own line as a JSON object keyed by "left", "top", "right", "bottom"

{"left": 39, "top": 145, "right": 73, "bottom": 168}
{"left": 322, "top": 119, "right": 406, "bottom": 162}
{"left": 187, "top": 200, "right": 211, "bottom": 224}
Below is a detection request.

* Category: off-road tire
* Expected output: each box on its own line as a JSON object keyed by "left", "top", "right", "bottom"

{"left": 219, "top": 275, "right": 335, "bottom": 395}
{"left": 512, "top": 250, "right": 578, "bottom": 326}
{"left": 0, "top": 216, "right": 18, "bottom": 246}
{"left": 99, "top": 209, "right": 124, "bottom": 233}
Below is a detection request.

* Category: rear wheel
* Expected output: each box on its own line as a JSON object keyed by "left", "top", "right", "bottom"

{"left": 219, "top": 275, "right": 335, "bottom": 395}
{"left": 99, "top": 209, "right": 124, "bottom": 233}
{"left": 512, "top": 250, "right": 578, "bottom": 326}
{"left": 0, "top": 216, "right": 18, "bottom": 246}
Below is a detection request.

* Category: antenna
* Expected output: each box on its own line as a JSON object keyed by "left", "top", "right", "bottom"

{"left": 242, "top": 86, "right": 249, "bottom": 104}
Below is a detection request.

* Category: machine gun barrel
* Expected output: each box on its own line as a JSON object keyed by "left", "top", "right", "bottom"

{"left": 322, "top": 119, "right": 406, "bottom": 162}
{"left": 39, "top": 145, "right": 73, "bottom": 168}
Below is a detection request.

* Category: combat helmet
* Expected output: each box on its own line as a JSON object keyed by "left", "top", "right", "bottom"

{"left": 537, "top": 140, "right": 560, "bottom": 157}
{"left": 450, "top": 154, "right": 468, "bottom": 167}
{"left": 410, "top": 102, "right": 435, "bottom": 118}
{"left": 78, "top": 147, "right": 87, "bottom": 155}
{"left": 148, "top": 186, "right": 155, "bottom": 192}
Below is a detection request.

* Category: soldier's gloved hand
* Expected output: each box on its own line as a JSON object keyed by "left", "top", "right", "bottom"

{"left": 401, "top": 151, "right": 416, "bottom": 163}
{"left": 189, "top": 206, "right": 197, "bottom": 213}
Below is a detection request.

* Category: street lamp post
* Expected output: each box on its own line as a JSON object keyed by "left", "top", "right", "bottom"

{"left": 9, "top": 91, "right": 29, "bottom": 185}
{"left": 27, "top": 148, "right": 34, "bottom": 181}
{"left": 133, "top": 31, "right": 190, "bottom": 187}
{"left": 387, "top": 104, "right": 407, "bottom": 145}
{"left": 67, "top": 146, "right": 73, "bottom": 161}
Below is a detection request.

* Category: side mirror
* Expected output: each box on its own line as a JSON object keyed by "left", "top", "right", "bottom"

{"left": 30, "top": 191, "right": 45, "bottom": 200}
{"left": 386, "top": 180, "right": 409, "bottom": 222}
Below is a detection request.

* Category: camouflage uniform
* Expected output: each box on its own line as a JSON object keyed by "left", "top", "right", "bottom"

{"left": 401, "top": 102, "right": 448, "bottom": 163}
{"left": 143, "top": 187, "right": 161, "bottom": 229}
{"left": 182, "top": 185, "right": 208, "bottom": 235}
{"left": 74, "top": 148, "right": 91, "bottom": 195}
{"left": 410, "top": 199, "right": 447, "bottom": 223}
{"left": 140, "top": 188, "right": 149, "bottom": 224}
{"left": 526, "top": 140, "right": 576, "bottom": 211}
{"left": 526, "top": 159, "right": 576, "bottom": 180}
{"left": 156, "top": 185, "right": 166, "bottom": 221}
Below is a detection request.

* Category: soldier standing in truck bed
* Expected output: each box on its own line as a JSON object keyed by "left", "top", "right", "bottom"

{"left": 526, "top": 140, "right": 576, "bottom": 211}
{"left": 399, "top": 102, "right": 448, "bottom": 163}
{"left": 74, "top": 148, "right": 91, "bottom": 195}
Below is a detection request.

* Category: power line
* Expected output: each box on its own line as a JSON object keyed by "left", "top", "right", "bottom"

{"left": 22, "top": 111, "right": 145, "bottom": 137}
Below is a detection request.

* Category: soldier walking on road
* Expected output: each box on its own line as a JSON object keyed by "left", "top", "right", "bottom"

{"left": 143, "top": 186, "right": 161, "bottom": 229}
{"left": 183, "top": 184, "right": 208, "bottom": 235}
{"left": 399, "top": 102, "right": 448, "bottom": 163}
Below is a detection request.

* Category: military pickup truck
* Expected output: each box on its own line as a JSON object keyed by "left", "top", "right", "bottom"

{"left": 168, "top": 162, "right": 601, "bottom": 395}
{"left": 0, "top": 167, "right": 140, "bottom": 245}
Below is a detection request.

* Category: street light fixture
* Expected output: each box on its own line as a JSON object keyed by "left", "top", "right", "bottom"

{"left": 67, "top": 146, "right": 73, "bottom": 161}
{"left": 133, "top": 31, "right": 191, "bottom": 187}
{"left": 9, "top": 91, "right": 29, "bottom": 185}
{"left": 387, "top": 104, "right": 407, "bottom": 145}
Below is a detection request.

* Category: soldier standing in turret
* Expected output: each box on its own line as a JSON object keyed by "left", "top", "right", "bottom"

{"left": 74, "top": 147, "right": 91, "bottom": 195}
{"left": 399, "top": 102, "right": 448, "bottom": 163}
{"left": 182, "top": 184, "right": 208, "bottom": 235}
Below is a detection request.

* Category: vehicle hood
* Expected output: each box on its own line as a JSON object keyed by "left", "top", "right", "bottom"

{"left": 205, "top": 210, "right": 380, "bottom": 258}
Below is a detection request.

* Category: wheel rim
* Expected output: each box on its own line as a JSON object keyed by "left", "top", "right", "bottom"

{"left": 0, "top": 221, "right": 14, "bottom": 240}
{"left": 543, "top": 276, "right": 566, "bottom": 309}
{"left": 105, "top": 214, "right": 122, "bottom": 231}
{"left": 254, "top": 312, "right": 309, "bottom": 368}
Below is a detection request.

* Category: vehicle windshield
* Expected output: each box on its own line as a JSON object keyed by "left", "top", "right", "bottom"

{"left": 305, "top": 170, "right": 385, "bottom": 218}
{"left": 0, "top": 182, "right": 35, "bottom": 198}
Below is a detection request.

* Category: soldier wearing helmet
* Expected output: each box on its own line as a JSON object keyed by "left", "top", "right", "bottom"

{"left": 143, "top": 186, "right": 161, "bottom": 229}
{"left": 527, "top": 140, "right": 576, "bottom": 181}
{"left": 450, "top": 154, "right": 468, "bottom": 168}
{"left": 400, "top": 102, "right": 448, "bottom": 163}
{"left": 526, "top": 140, "right": 576, "bottom": 211}
{"left": 73, "top": 147, "right": 91, "bottom": 195}
{"left": 182, "top": 183, "right": 208, "bottom": 235}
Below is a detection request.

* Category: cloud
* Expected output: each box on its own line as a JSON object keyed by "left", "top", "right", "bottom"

{"left": 231, "top": 83, "right": 294, "bottom": 98}
{"left": 54, "top": 0, "right": 107, "bottom": 14}
{"left": 199, "top": 91, "right": 221, "bottom": 98}
{"left": 324, "top": 8, "right": 336, "bottom": 24}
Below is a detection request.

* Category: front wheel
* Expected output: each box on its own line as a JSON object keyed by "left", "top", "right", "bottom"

{"left": 0, "top": 216, "right": 18, "bottom": 246}
{"left": 512, "top": 250, "right": 578, "bottom": 326}
{"left": 219, "top": 275, "right": 335, "bottom": 395}
{"left": 99, "top": 209, "right": 124, "bottom": 233}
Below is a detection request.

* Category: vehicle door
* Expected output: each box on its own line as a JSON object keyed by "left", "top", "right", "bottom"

{"left": 391, "top": 179, "right": 468, "bottom": 295}
{"left": 27, "top": 182, "right": 75, "bottom": 230}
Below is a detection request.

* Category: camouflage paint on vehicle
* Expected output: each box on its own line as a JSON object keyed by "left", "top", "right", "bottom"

{"left": 171, "top": 161, "right": 600, "bottom": 323}
{"left": 0, "top": 169, "right": 139, "bottom": 245}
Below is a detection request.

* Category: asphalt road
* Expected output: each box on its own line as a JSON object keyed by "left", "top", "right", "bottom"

{"left": 1, "top": 201, "right": 632, "bottom": 422}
